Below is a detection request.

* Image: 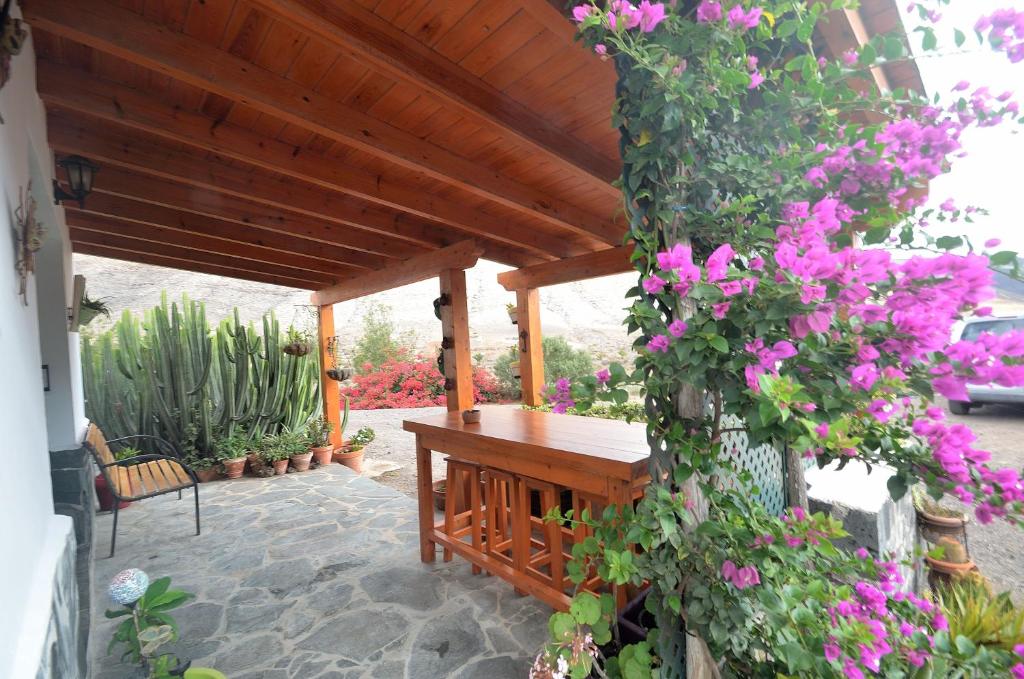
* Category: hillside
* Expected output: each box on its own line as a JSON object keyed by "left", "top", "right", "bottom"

{"left": 73, "top": 254, "right": 639, "bottom": 367}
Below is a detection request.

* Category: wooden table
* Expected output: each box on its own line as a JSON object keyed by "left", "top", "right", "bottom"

{"left": 403, "top": 406, "right": 650, "bottom": 609}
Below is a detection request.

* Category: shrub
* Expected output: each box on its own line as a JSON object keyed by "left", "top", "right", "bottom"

{"left": 350, "top": 303, "right": 416, "bottom": 373}
{"left": 493, "top": 336, "right": 596, "bottom": 396}
{"left": 341, "top": 357, "right": 502, "bottom": 409}
{"left": 523, "top": 401, "right": 646, "bottom": 422}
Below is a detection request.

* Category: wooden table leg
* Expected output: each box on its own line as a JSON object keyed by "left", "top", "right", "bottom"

{"left": 416, "top": 436, "right": 436, "bottom": 563}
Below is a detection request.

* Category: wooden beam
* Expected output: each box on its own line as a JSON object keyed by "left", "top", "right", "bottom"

{"left": 440, "top": 269, "right": 474, "bottom": 413}
{"left": 312, "top": 241, "right": 484, "bottom": 306}
{"left": 816, "top": 8, "right": 891, "bottom": 94}
{"left": 69, "top": 192, "right": 385, "bottom": 270}
{"left": 516, "top": 288, "right": 545, "bottom": 407}
{"left": 72, "top": 243, "right": 322, "bottom": 290}
{"left": 36, "top": 62, "right": 582, "bottom": 260}
{"left": 47, "top": 116, "right": 542, "bottom": 268}
{"left": 26, "top": 0, "right": 623, "bottom": 244}
{"left": 498, "top": 246, "right": 635, "bottom": 291}
{"left": 87, "top": 167, "right": 425, "bottom": 261}
{"left": 67, "top": 210, "right": 363, "bottom": 277}
{"left": 69, "top": 228, "right": 338, "bottom": 287}
{"left": 244, "top": 0, "right": 621, "bottom": 192}
{"left": 318, "top": 304, "right": 344, "bottom": 450}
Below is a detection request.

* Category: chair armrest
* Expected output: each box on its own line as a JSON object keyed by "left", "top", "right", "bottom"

{"left": 106, "top": 434, "right": 181, "bottom": 459}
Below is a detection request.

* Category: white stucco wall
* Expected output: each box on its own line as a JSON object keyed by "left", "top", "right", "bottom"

{"left": 0, "top": 4, "right": 81, "bottom": 676}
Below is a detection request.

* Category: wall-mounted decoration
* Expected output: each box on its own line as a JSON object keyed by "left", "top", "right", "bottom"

{"left": 14, "top": 180, "right": 45, "bottom": 305}
{"left": 0, "top": 0, "right": 28, "bottom": 123}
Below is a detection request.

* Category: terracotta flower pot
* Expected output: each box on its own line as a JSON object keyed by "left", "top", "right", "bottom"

{"left": 925, "top": 555, "right": 976, "bottom": 589}
{"left": 223, "top": 457, "right": 246, "bottom": 479}
{"left": 290, "top": 451, "right": 313, "bottom": 472}
{"left": 272, "top": 459, "right": 289, "bottom": 476}
{"left": 333, "top": 446, "right": 364, "bottom": 474}
{"left": 94, "top": 473, "right": 131, "bottom": 511}
{"left": 917, "top": 509, "right": 968, "bottom": 544}
{"left": 195, "top": 468, "right": 220, "bottom": 483}
{"left": 461, "top": 409, "right": 481, "bottom": 424}
{"left": 432, "top": 479, "right": 446, "bottom": 511}
{"left": 311, "top": 445, "right": 334, "bottom": 466}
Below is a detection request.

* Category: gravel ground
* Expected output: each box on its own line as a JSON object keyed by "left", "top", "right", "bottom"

{"left": 354, "top": 402, "right": 1024, "bottom": 601}
{"left": 942, "top": 399, "right": 1024, "bottom": 602}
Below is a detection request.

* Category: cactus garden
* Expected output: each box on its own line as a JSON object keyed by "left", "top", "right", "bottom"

{"left": 81, "top": 293, "right": 322, "bottom": 474}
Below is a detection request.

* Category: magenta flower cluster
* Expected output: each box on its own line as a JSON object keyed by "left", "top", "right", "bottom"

{"left": 549, "top": 377, "right": 575, "bottom": 415}
{"left": 976, "top": 8, "right": 1024, "bottom": 63}
{"left": 572, "top": 1, "right": 667, "bottom": 34}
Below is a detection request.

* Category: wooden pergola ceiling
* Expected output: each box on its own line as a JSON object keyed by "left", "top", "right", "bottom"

{"left": 24, "top": 0, "right": 922, "bottom": 292}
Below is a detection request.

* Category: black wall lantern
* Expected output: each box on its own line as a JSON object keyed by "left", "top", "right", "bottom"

{"left": 53, "top": 155, "right": 99, "bottom": 208}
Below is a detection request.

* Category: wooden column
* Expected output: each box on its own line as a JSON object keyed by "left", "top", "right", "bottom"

{"left": 318, "top": 303, "right": 343, "bottom": 449}
{"left": 439, "top": 269, "right": 474, "bottom": 412}
{"left": 516, "top": 288, "right": 545, "bottom": 406}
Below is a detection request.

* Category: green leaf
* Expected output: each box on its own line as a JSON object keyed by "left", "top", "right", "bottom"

{"left": 709, "top": 335, "right": 729, "bottom": 353}
{"left": 886, "top": 474, "right": 908, "bottom": 501}
{"left": 954, "top": 634, "right": 976, "bottom": 657}
{"left": 883, "top": 36, "right": 904, "bottom": 60}
{"left": 935, "top": 236, "right": 963, "bottom": 250}
{"left": 954, "top": 28, "right": 966, "bottom": 47}
{"left": 570, "top": 593, "right": 602, "bottom": 625}
{"left": 989, "top": 250, "right": 1018, "bottom": 266}
{"left": 858, "top": 43, "right": 877, "bottom": 66}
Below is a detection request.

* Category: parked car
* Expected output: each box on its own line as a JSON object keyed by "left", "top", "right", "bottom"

{"left": 949, "top": 315, "right": 1024, "bottom": 415}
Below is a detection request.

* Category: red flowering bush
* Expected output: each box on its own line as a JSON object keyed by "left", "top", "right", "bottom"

{"left": 341, "top": 358, "right": 502, "bottom": 409}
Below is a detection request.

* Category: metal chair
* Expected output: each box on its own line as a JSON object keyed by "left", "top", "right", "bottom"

{"left": 83, "top": 423, "right": 200, "bottom": 557}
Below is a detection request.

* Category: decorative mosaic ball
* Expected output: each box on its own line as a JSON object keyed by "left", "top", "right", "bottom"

{"left": 108, "top": 568, "right": 149, "bottom": 606}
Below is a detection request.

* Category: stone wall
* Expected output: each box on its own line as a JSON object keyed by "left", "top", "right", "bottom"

{"left": 34, "top": 526, "right": 82, "bottom": 679}
{"left": 49, "top": 446, "right": 94, "bottom": 677}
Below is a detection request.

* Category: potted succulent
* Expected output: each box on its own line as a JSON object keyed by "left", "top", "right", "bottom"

{"left": 506, "top": 302, "right": 518, "bottom": 324}
{"left": 335, "top": 426, "right": 374, "bottom": 474}
{"left": 214, "top": 433, "right": 249, "bottom": 479}
{"left": 79, "top": 292, "right": 111, "bottom": 326}
{"left": 914, "top": 490, "right": 969, "bottom": 543}
{"left": 95, "top": 446, "right": 141, "bottom": 511}
{"left": 278, "top": 430, "right": 313, "bottom": 471}
{"left": 307, "top": 415, "right": 335, "bottom": 466}
{"left": 282, "top": 326, "right": 313, "bottom": 356}
{"left": 258, "top": 435, "right": 292, "bottom": 476}
{"left": 926, "top": 535, "right": 977, "bottom": 590}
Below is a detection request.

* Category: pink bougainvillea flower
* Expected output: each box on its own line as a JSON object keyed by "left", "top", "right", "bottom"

{"left": 842, "top": 49, "right": 858, "bottom": 66}
{"left": 749, "top": 256, "right": 765, "bottom": 270}
{"left": 1014, "top": 643, "right": 1024, "bottom": 657}
{"left": 719, "top": 280, "right": 743, "bottom": 296}
{"left": 642, "top": 274, "right": 668, "bottom": 294}
{"left": 647, "top": 334, "right": 670, "bottom": 353}
{"left": 695, "top": 0, "right": 722, "bottom": 23}
{"left": 668, "top": 319, "right": 688, "bottom": 337}
{"left": 815, "top": 422, "right": 829, "bottom": 438}
{"left": 824, "top": 641, "right": 841, "bottom": 662}
{"left": 712, "top": 302, "right": 731, "bottom": 319}
{"left": 636, "top": 0, "right": 667, "bottom": 32}
{"left": 1010, "top": 664, "right": 1024, "bottom": 679}
{"left": 748, "top": 71, "right": 765, "bottom": 89}
{"left": 726, "top": 4, "right": 761, "bottom": 30}
{"left": 595, "top": 368, "right": 611, "bottom": 384}
{"left": 571, "top": 4, "right": 596, "bottom": 22}
{"left": 594, "top": 43, "right": 608, "bottom": 56}
{"left": 850, "top": 363, "right": 880, "bottom": 391}
{"left": 706, "top": 243, "right": 736, "bottom": 281}
{"left": 985, "top": 238, "right": 1002, "bottom": 248}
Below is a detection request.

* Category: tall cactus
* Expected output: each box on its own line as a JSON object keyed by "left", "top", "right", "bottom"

{"left": 81, "top": 294, "right": 321, "bottom": 458}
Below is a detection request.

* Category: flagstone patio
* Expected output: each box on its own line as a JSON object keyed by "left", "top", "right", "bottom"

{"left": 89, "top": 464, "right": 550, "bottom": 679}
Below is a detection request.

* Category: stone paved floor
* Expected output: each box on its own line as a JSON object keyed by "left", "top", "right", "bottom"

{"left": 90, "top": 464, "right": 550, "bottom": 679}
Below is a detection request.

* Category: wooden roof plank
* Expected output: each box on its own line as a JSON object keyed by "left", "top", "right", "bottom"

{"left": 312, "top": 240, "right": 484, "bottom": 306}
{"left": 25, "top": 0, "right": 623, "bottom": 244}
{"left": 497, "top": 245, "right": 635, "bottom": 290}
{"left": 36, "top": 61, "right": 584, "bottom": 260}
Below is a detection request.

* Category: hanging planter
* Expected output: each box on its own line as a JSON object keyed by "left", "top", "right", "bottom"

{"left": 283, "top": 341, "right": 312, "bottom": 356}
{"left": 510, "top": 361, "right": 521, "bottom": 378}
{"left": 506, "top": 303, "right": 518, "bottom": 324}
{"left": 326, "top": 367, "right": 353, "bottom": 381}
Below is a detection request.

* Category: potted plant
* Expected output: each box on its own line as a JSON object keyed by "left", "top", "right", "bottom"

{"left": 79, "top": 292, "right": 110, "bottom": 326}
{"left": 914, "top": 489, "right": 969, "bottom": 543}
{"left": 307, "top": 415, "right": 335, "bottom": 466}
{"left": 331, "top": 397, "right": 352, "bottom": 464}
{"left": 95, "top": 446, "right": 141, "bottom": 511}
{"left": 186, "top": 453, "right": 222, "bottom": 484}
{"left": 282, "top": 326, "right": 313, "bottom": 356}
{"left": 258, "top": 435, "right": 291, "bottom": 476}
{"left": 926, "top": 535, "right": 977, "bottom": 590}
{"left": 214, "top": 433, "right": 248, "bottom": 479}
{"left": 506, "top": 302, "right": 518, "bottom": 324}
{"left": 279, "top": 430, "right": 313, "bottom": 471}
{"left": 510, "top": 360, "right": 521, "bottom": 378}
{"left": 432, "top": 479, "right": 447, "bottom": 511}
{"left": 335, "top": 426, "right": 374, "bottom": 474}
{"left": 326, "top": 367, "right": 352, "bottom": 381}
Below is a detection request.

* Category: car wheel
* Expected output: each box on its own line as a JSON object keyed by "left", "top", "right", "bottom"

{"left": 948, "top": 401, "right": 971, "bottom": 415}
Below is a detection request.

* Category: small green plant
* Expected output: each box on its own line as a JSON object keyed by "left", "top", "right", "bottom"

{"left": 936, "top": 574, "right": 1024, "bottom": 652}
{"left": 183, "top": 452, "right": 218, "bottom": 471}
{"left": 306, "top": 416, "right": 334, "bottom": 448}
{"left": 106, "top": 569, "right": 194, "bottom": 679}
{"left": 213, "top": 432, "right": 249, "bottom": 461}
{"left": 79, "top": 293, "right": 111, "bottom": 325}
{"left": 113, "top": 446, "right": 142, "bottom": 461}
{"left": 341, "top": 396, "right": 350, "bottom": 439}
{"left": 279, "top": 430, "right": 312, "bottom": 456}
{"left": 349, "top": 427, "right": 375, "bottom": 451}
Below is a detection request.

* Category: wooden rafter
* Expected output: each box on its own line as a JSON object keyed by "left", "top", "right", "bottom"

{"left": 36, "top": 62, "right": 585, "bottom": 260}
{"left": 497, "top": 245, "right": 635, "bottom": 291}
{"left": 47, "top": 116, "right": 542, "bottom": 268}
{"left": 816, "top": 7, "right": 892, "bottom": 94}
{"left": 67, "top": 211, "right": 362, "bottom": 278}
{"left": 312, "top": 241, "right": 484, "bottom": 306}
{"left": 244, "top": 0, "right": 621, "bottom": 192}
{"left": 71, "top": 234, "right": 334, "bottom": 289}
{"left": 74, "top": 243, "right": 323, "bottom": 290}
{"left": 71, "top": 192, "right": 388, "bottom": 270}
{"left": 25, "top": 0, "right": 624, "bottom": 244}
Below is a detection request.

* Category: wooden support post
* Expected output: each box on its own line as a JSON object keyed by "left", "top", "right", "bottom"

{"left": 439, "top": 269, "right": 474, "bottom": 412}
{"left": 318, "top": 304, "right": 343, "bottom": 449}
{"left": 516, "top": 288, "right": 545, "bottom": 406}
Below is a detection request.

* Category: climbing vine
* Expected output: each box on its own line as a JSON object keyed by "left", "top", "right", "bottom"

{"left": 532, "top": 1, "right": 1024, "bottom": 677}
